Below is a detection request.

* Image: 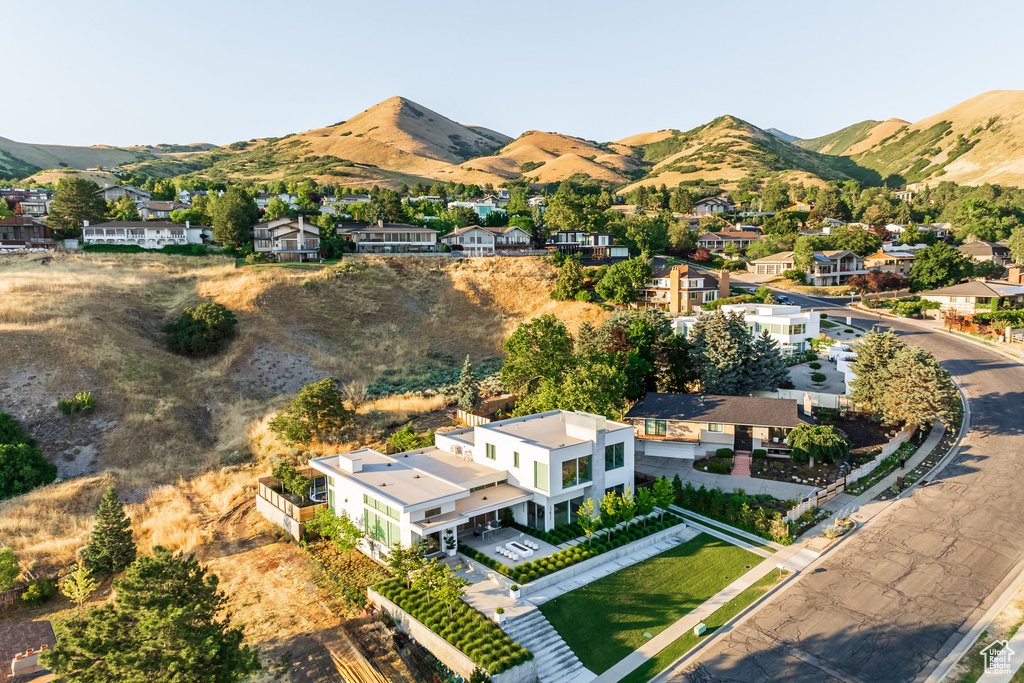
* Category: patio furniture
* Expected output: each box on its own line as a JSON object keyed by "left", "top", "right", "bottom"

{"left": 509, "top": 553, "right": 519, "bottom": 561}
{"left": 505, "top": 541, "right": 534, "bottom": 558}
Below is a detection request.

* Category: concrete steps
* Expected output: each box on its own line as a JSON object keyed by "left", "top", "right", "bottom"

{"left": 733, "top": 450, "right": 752, "bottom": 477}
{"left": 502, "top": 609, "right": 593, "bottom": 683}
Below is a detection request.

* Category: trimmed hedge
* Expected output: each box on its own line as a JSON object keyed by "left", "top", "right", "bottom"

{"left": 374, "top": 578, "right": 532, "bottom": 674}
{"left": 752, "top": 449, "right": 767, "bottom": 459}
{"left": 462, "top": 514, "right": 684, "bottom": 585}
{"left": 83, "top": 243, "right": 215, "bottom": 256}
{"left": 715, "top": 448, "right": 733, "bottom": 458}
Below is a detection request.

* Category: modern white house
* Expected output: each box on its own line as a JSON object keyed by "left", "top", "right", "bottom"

{"left": 671, "top": 303, "right": 820, "bottom": 353}
{"left": 448, "top": 198, "right": 506, "bottom": 218}
{"left": 306, "top": 411, "right": 635, "bottom": 558}
{"left": 441, "top": 225, "right": 534, "bottom": 255}
{"left": 81, "top": 220, "right": 212, "bottom": 247}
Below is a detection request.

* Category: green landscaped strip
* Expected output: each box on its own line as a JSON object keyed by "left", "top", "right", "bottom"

{"left": 538, "top": 534, "right": 763, "bottom": 674}
{"left": 618, "top": 571, "right": 787, "bottom": 683}
{"left": 677, "top": 511, "right": 774, "bottom": 552}
{"left": 820, "top": 320, "right": 839, "bottom": 329}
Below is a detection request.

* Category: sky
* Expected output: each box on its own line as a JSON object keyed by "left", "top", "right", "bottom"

{"left": 7, "top": 0, "right": 1024, "bottom": 147}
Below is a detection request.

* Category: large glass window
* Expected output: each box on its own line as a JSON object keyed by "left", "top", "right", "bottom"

{"left": 645, "top": 419, "right": 667, "bottom": 436}
{"left": 561, "top": 456, "right": 593, "bottom": 489}
{"left": 605, "top": 442, "right": 625, "bottom": 470}
{"left": 708, "top": 423, "right": 724, "bottom": 432}
{"left": 485, "top": 443, "right": 496, "bottom": 460}
{"left": 366, "top": 509, "right": 401, "bottom": 548}
{"left": 363, "top": 494, "right": 398, "bottom": 519}
{"left": 534, "top": 461, "right": 549, "bottom": 492}
{"left": 553, "top": 495, "right": 586, "bottom": 527}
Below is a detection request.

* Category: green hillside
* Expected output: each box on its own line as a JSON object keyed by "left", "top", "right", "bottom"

{"left": 797, "top": 120, "right": 885, "bottom": 155}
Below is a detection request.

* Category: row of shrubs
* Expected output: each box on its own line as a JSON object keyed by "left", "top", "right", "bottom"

{"left": 374, "top": 578, "right": 532, "bottom": 674}
{"left": 462, "top": 514, "right": 684, "bottom": 585}
{"left": 672, "top": 478, "right": 793, "bottom": 544}
{"left": 509, "top": 521, "right": 583, "bottom": 546}
{"left": 82, "top": 243, "right": 216, "bottom": 256}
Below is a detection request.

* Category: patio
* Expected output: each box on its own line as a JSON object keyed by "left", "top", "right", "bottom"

{"left": 460, "top": 526, "right": 562, "bottom": 567}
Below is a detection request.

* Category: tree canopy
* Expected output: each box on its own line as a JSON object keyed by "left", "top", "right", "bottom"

{"left": 268, "top": 378, "right": 353, "bottom": 445}
{"left": 48, "top": 178, "right": 107, "bottom": 239}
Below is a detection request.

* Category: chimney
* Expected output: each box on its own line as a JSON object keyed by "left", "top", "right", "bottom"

{"left": 719, "top": 269, "right": 730, "bottom": 301}
{"left": 378, "top": 218, "right": 384, "bottom": 228}
{"left": 185, "top": 220, "right": 190, "bottom": 229}
{"left": 83, "top": 220, "right": 89, "bottom": 227}
{"left": 1009, "top": 267, "right": 1024, "bottom": 285}
{"left": 298, "top": 214, "right": 304, "bottom": 229}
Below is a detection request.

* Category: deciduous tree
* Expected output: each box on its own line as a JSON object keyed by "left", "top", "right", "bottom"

{"left": 268, "top": 378, "right": 353, "bottom": 445}
{"left": 48, "top": 178, "right": 107, "bottom": 239}
{"left": 210, "top": 186, "right": 258, "bottom": 247}
{"left": 788, "top": 424, "right": 849, "bottom": 465}
{"left": 500, "top": 315, "right": 574, "bottom": 395}
{"left": 550, "top": 255, "right": 586, "bottom": 300}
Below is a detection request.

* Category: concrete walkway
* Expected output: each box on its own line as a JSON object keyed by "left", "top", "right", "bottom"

{"left": 636, "top": 457, "right": 816, "bottom": 501}
{"left": 593, "top": 542, "right": 814, "bottom": 683}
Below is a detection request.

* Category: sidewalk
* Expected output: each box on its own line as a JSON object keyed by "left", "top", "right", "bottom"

{"left": 808, "top": 420, "right": 945, "bottom": 536}
{"left": 593, "top": 543, "right": 814, "bottom": 683}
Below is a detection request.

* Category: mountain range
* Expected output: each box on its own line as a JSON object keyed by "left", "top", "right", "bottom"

{"left": 4, "top": 90, "right": 1024, "bottom": 191}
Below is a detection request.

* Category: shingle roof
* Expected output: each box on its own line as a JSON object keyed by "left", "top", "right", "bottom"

{"left": 957, "top": 240, "right": 1010, "bottom": 256}
{"left": 919, "top": 280, "right": 1008, "bottom": 298}
{"left": 0, "top": 620, "right": 55, "bottom": 683}
{"left": 625, "top": 393, "right": 807, "bottom": 428}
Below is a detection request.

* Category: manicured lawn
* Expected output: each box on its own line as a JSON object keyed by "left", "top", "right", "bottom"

{"left": 538, "top": 534, "right": 763, "bottom": 674}
{"left": 619, "top": 570, "right": 788, "bottom": 683}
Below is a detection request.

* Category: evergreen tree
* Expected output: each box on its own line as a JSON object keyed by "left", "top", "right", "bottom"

{"left": 880, "top": 346, "right": 959, "bottom": 428}
{"left": 107, "top": 195, "right": 140, "bottom": 222}
{"left": 849, "top": 331, "right": 906, "bottom": 414}
{"left": 455, "top": 356, "right": 480, "bottom": 411}
{"left": 750, "top": 330, "right": 790, "bottom": 390}
{"left": 42, "top": 547, "right": 260, "bottom": 683}
{"left": 82, "top": 486, "right": 137, "bottom": 577}
{"left": 210, "top": 186, "right": 257, "bottom": 247}
{"left": 669, "top": 188, "right": 694, "bottom": 214}
{"left": 550, "top": 255, "right": 586, "bottom": 300}
{"left": 48, "top": 177, "right": 107, "bottom": 239}
{"left": 688, "top": 311, "right": 755, "bottom": 395}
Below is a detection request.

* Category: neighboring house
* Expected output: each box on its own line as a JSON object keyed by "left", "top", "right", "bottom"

{"left": 528, "top": 196, "right": 547, "bottom": 208}
{"left": 254, "top": 192, "right": 301, "bottom": 209}
{"left": 96, "top": 185, "right": 151, "bottom": 205}
{"left": 921, "top": 223, "right": 952, "bottom": 241}
{"left": 81, "top": 220, "right": 212, "bottom": 248}
{"left": 693, "top": 197, "right": 735, "bottom": 217}
{"left": 0, "top": 216, "right": 53, "bottom": 247}
{"left": 957, "top": 239, "right": 1012, "bottom": 267}
{"left": 625, "top": 393, "right": 809, "bottom": 460}
{"left": 448, "top": 198, "right": 506, "bottom": 218}
{"left": 0, "top": 188, "right": 55, "bottom": 216}
{"left": 0, "top": 620, "right": 56, "bottom": 682}
{"left": 782, "top": 201, "right": 813, "bottom": 212}
{"left": 863, "top": 249, "right": 915, "bottom": 275}
{"left": 440, "top": 225, "right": 498, "bottom": 256}
{"left": 252, "top": 215, "right": 321, "bottom": 262}
{"left": 333, "top": 194, "right": 371, "bottom": 206}
{"left": 673, "top": 303, "right": 821, "bottom": 353}
{"left": 919, "top": 279, "right": 1024, "bottom": 313}
{"left": 638, "top": 264, "right": 729, "bottom": 315}
{"left": 547, "top": 230, "right": 630, "bottom": 261}
{"left": 306, "top": 410, "right": 635, "bottom": 557}
{"left": 139, "top": 200, "right": 190, "bottom": 220}
{"left": 748, "top": 250, "right": 866, "bottom": 286}
{"left": 697, "top": 230, "right": 764, "bottom": 254}
{"left": 177, "top": 189, "right": 208, "bottom": 204}
{"left": 895, "top": 189, "right": 914, "bottom": 203}
{"left": 337, "top": 221, "right": 439, "bottom": 254}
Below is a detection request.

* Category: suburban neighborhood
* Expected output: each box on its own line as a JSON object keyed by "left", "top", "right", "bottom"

{"left": 5, "top": 5, "right": 1024, "bottom": 683}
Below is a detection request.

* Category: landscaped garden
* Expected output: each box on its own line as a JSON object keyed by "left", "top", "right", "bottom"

{"left": 373, "top": 577, "right": 532, "bottom": 675}
{"left": 670, "top": 478, "right": 794, "bottom": 544}
{"left": 538, "top": 534, "right": 763, "bottom": 674}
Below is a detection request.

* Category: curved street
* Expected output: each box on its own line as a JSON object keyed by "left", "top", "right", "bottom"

{"left": 668, "top": 293, "right": 1024, "bottom": 682}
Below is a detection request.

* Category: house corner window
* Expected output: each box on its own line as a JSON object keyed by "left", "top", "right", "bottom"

{"left": 605, "top": 442, "right": 625, "bottom": 470}
{"left": 534, "top": 461, "right": 549, "bottom": 492}
{"left": 485, "top": 443, "right": 496, "bottom": 460}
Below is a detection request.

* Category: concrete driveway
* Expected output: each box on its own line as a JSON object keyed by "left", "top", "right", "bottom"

{"left": 667, "top": 304, "right": 1024, "bottom": 682}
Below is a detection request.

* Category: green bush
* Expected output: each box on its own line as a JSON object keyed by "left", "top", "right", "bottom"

{"left": 752, "top": 449, "right": 767, "bottom": 459}
{"left": 574, "top": 290, "right": 593, "bottom": 302}
{"left": 810, "top": 372, "right": 827, "bottom": 382}
{"left": 21, "top": 578, "right": 58, "bottom": 606}
{"left": 244, "top": 252, "right": 267, "bottom": 264}
{"left": 782, "top": 269, "right": 806, "bottom": 284}
{"left": 83, "top": 243, "right": 211, "bottom": 256}
{"left": 166, "top": 302, "right": 238, "bottom": 357}
{"left": 808, "top": 362, "right": 822, "bottom": 370}
{"left": 715, "top": 448, "right": 733, "bottom": 458}
{"left": 705, "top": 461, "right": 731, "bottom": 474}
{"left": 57, "top": 391, "right": 96, "bottom": 416}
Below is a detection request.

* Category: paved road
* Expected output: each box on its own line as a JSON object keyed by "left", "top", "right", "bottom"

{"left": 668, "top": 298, "right": 1024, "bottom": 682}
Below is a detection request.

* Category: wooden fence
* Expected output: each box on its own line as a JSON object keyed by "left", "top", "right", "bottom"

{"left": 0, "top": 586, "right": 27, "bottom": 611}
{"left": 455, "top": 409, "right": 492, "bottom": 427}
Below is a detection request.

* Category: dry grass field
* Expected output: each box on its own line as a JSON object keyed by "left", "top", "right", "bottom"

{"left": 0, "top": 252, "right": 606, "bottom": 572}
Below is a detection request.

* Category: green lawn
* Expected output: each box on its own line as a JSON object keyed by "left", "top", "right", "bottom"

{"left": 619, "top": 571, "right": 787, "bottom": 683}
{"left": 820, "top": 320, "right": 839, "bottom": 329}
{"left": 538, "top": 534, "right": 763, "bottom": 674}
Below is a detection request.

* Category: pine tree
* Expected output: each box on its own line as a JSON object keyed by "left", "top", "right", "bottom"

{"left": 47, "top": 177, "right": 107, "bottom": 239}
{"left": 550, "top": 255, "right": 585, "bottom": 300}
{"left": 688, "top": 311, "right": 755, "bottom": 395}
{"left": 880, "top": 346, "right": 959, "bottom": 428}
{"left": 81, "top": 486, "right": 137, "bottom": 577}
{"left": 849, "top": 331, "right": 906, "bottom": 414}
{"left": 750, "top": 330, "right": 790, "bottom": 390}
{"left": 455, "top": 356, "right": 480, "bottom": 411}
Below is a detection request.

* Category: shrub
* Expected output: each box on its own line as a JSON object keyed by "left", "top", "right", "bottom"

{"left": 165, "top": 302, "right": 238, "bottom": 356}
{"left": 21, "top": 578, "right": 58, "bottom": 606}
{"left": 808, "top": 362, "right": 822, "bottom": 370}
{"left": 706, "top": 461, "right": 730, "bottom": 474}
{"left": 715, "top": 448, "right": 733, "bottom": 458}
{"left": 244, "top": 252, "right": 267, "bottom": 264}
{"left": 810, "top": 372, "right": 827, "bottom": 383}
{"left": 574, "top": 290, "right": 593, "bottom": 302}
{"left": 57, "top": 391, "right": 96, "bottom": 416}
{"left": 752, "top": 449, "right": 767, "bottom": 459}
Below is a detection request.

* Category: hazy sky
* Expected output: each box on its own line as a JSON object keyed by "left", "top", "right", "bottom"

{"left": 7, "top": 0, "right": 1023, "bottom": 147}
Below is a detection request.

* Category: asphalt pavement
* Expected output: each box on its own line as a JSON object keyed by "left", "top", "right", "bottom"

{"left": 665, "top": 299, "right": 1024, "bottom": 682}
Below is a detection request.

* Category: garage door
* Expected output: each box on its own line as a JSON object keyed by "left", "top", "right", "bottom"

{"left": 644, "top": 440, "right": 697, "bottom": 459}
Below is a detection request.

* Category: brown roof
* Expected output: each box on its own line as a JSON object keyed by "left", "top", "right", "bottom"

{"left": 142, "top": 201, "right": 189, "bottom": 211}
{"left": 0, "top": 620, "right": 55, "bottom": 683}
{"left": 957, "top": 240, "right": 1011, "bottom": 257}
{"left": 626, "top": 393, "right": 807, "bottom": 428}
{"left": 0, "top": 217, "right": 45, "bottom": 227}
{"left": 919, "top": 280, "right": 1006, "bottom": 298}
{"left": 651, "top": 264, "right": 719, "bottom": 285}
{"left": 698, "top": 231, "right": 763, "bottom": 241}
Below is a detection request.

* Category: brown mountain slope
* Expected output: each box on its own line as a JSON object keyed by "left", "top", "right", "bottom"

{"left": 799, "top": 90, "right": 1024, "bottom": 187}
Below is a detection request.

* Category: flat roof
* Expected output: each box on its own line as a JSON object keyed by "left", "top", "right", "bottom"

{"left": 480, "top": 411, "right": 631, "bottom": 450}
{"left": 400, "top": 447, "right": 503, "bottom": 486}
{"left": 311, "top": 449, "right": 466, "bottom": 508}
